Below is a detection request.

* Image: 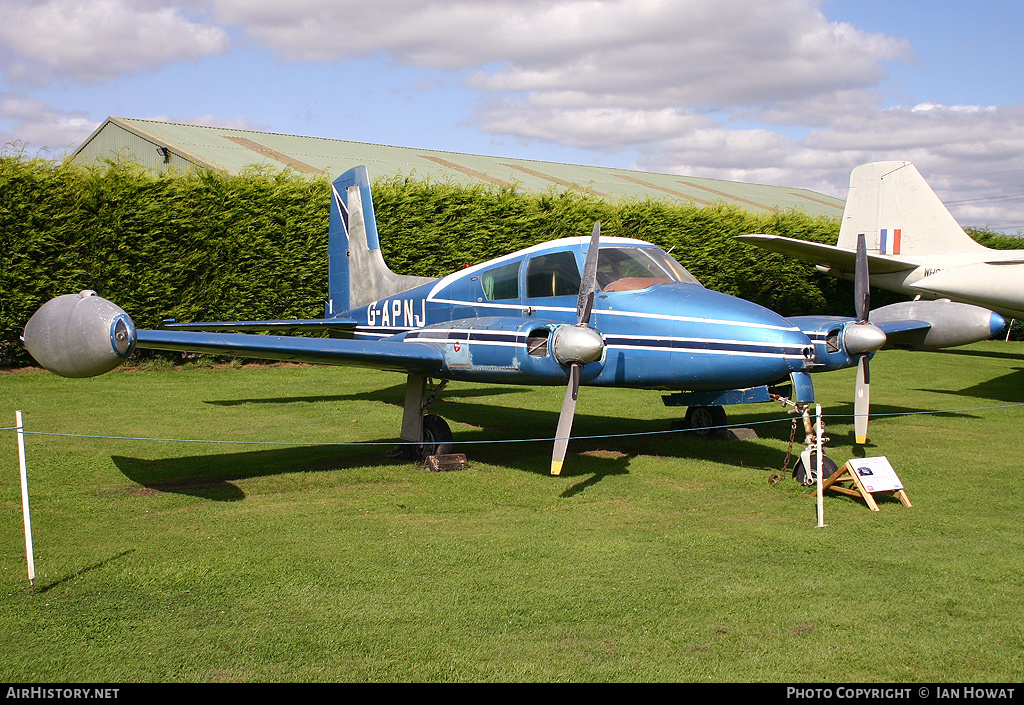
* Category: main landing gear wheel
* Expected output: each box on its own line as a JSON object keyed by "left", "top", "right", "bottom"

{"left": 417, "top": 414, "right": 453, "bottom": 460}
{"left": 793, "top": 451, "right": 839, "bottom": 485}
{"left": 685, "top": 405, "right": 727, "bottom": 437}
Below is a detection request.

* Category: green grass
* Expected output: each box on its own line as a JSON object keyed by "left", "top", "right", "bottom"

{"left": 1, "top": 343, "right": 1023, "bottom": 682}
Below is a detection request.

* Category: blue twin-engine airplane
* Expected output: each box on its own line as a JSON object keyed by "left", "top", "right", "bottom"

{"left": 22, "top": 166, "right": 1006, "bottom": 478}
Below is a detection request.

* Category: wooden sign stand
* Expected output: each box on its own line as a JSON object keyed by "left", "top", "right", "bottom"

{"left": 820, "top": 456, "right": 912, "bottom": 512}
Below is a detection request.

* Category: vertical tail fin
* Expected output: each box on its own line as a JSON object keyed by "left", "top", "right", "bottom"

{"left": 327, "top": 166, "right": 436, "bottom": 314}
{"left": 837, "top": 161, "right": 988, "bottom": 257}
{"left": 326, "top": 169, "right": 354, "bottom": 315}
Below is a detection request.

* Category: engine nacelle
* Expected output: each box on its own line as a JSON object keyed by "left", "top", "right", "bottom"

{"left": 870, "top": 300, "right": 1006, "bottom": 350}
{"left": 22, "top": 291, "right": 137, "bottom": 377}
{"left": 406, "top": 316, "right": 605, "bottom": 385}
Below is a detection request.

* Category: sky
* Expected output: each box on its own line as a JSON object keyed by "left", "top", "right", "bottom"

{"left": 2, "top": 0, "right": 1024, "bottom": 232}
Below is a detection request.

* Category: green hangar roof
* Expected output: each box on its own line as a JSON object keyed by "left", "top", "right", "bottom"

{"left": 72, "top": 116, "right": 845, "bottom": 217}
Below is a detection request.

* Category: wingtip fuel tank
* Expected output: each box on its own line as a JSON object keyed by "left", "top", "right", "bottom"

{"left": 22, "top": 290, "right": 137, "bottom": 377}
{"left": 870, "top": 300, "right": 1006, "bottom": 350}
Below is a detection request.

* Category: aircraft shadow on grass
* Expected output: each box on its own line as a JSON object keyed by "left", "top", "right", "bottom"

{"left": 891, "top": 348, "right": 1024, "bottom": 404}
{"left": 200, "top": 383, "right": 530, "bottom": 407}
{"left": 111, "top": 442, "right": 634, "bottom": 502}
{"left": 111, "top": 392, "right": 945, "bottom": 502}
{"left": 828, "top": 399, "right": 980, "bottom": 436}
{"left": 916, "top": 367, "right": 1024, "bottom": 404}
{"left": 933, "top": 346, "right": 1023, "bottom": 363}
{"left": 111, "top": 398, "right": 767, "bottom": 502}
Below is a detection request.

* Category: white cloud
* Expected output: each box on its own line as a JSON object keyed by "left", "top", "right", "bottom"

{"left": 624, "top": 102, "right": 1024, "bottom": 230}
{"left": 471, "top": 104, "right": 712, "bottom": 150}
{"left": 214, "top": 0, "right": 909, "bottom": 110}
{"left": 0, "top": 94, "right": 98, "bottom": 154}
{"left": 0, "top": 0, "right": 229, "bottom": 84}
{"left": 233, "top": 0, "right": 974, "bottom": 215}
{"left": 139, "top": 112, "right": 266, "bottom": 131}
{"left": 2, "top": 0, "right": 1022, "bottom": 230}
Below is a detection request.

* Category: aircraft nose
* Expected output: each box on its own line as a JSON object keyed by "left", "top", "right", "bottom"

{"left": 989, "top": 311, "right": 1008, "bottom": 338}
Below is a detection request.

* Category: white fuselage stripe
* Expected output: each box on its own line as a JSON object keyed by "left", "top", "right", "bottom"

{"left": 604, "top": 344, "right": 800, "bottom": 359}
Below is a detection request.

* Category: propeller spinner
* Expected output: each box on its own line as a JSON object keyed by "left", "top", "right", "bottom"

{"left": 550, "top": 222, "right": 605, "bottom": 475}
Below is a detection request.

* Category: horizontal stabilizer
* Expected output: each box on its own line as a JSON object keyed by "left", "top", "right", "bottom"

{"left": 159, "top": 318, "right": 358, "bottom": 333}
{"left": 138, "top": 329, "right": 443, "bottom": 373}
{"left": 736, "top": 234, "right": 917, "bottom": 274}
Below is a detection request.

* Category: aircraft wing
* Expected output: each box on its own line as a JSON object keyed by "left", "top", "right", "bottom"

{"left": 873, "top": 319, "right": 932, "bottom": 336}
{"left": 158, "top": 317, "right": 358, "bottom": 334}
{"left": 137, "top": 329, "right": 443, "bottom": 374}
{"left": 736, "top": 234, "right": 918, "bottom": 274}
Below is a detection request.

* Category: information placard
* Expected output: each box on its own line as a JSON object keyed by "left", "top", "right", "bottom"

{"left": 849, "top": 456, "right": 903, "bottom": 493}
{"left": 820, "top": 456, "right": 912, "bottom": 511}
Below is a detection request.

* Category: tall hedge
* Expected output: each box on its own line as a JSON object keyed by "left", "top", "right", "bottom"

{"left": 1, "top": 158, "right": 330, "bottom": 365}
{"left": 369, "top": 175, "right": 856, "bottom": 317}
{"left": 2, "top": 156, "right": 884, "bottom": 367}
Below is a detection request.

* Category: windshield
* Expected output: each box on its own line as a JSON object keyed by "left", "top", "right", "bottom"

{"left": 596, "top": 246, "right": 701, "bottom": 291}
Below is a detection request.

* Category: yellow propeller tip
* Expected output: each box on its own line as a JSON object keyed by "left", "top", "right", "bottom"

{"left": 550, "top": 461, "right": 563, "bottom": 476}
{"left": 855, "top": 435, "right": 867, "bottom": 444}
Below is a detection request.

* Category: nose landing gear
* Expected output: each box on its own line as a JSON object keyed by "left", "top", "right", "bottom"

{"left": 772, "top": 398, "right": 838, "bottom": 486}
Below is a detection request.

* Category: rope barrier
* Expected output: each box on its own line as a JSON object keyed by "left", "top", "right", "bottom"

{"left": 4, "top": 401, "right": 1023, "bottom": 448}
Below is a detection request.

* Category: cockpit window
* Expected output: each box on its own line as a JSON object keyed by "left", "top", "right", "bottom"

{"left": 596, "top": 247, "right": 701, "bottom": 291}
{"left": 481, "top": 261, "right": 521, "bottom": 301}
{"left": 526, "top": 251, "right": 581, "bottom": 298}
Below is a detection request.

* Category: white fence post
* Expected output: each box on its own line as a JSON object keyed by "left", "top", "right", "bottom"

{"left": 16, "top": 411, "right": 36, "bottom": 589}
{"left": 815, "top": 404, "right": 826, "bottom": 528}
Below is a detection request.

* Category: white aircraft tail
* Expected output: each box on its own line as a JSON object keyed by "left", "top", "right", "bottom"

{"left": 837, "top": 161, "right": 988, "bottom": 257}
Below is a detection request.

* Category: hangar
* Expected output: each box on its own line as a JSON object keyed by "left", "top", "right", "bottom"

{"left": 72, "top": 116, "right": 845, "bottom": 217}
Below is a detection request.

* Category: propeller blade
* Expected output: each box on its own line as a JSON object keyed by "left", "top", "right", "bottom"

{"left": 550, "top": 222, "right": 605, "bottom": 476}
{"left": 853, "top": 232, "right": 873, "bottom": 443}
{"left": 854, "top": 354, "right": 870, "bottom": 444}
{"left": 577, "top": 222, "right": 601, "bottom": 326}
{"left": 551, "top": 363, "right": 581, "bottom": 475}
{"left": 551, "top": 222, "right": 602, "bottom": 475}
{"left": 855, "top": 232, "right": 869, "bottom": 322}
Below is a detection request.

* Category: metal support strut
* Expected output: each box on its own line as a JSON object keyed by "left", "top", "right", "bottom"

{"left": 394, "top": 374, "right": 452, "bottom": 461}
{"left": 769, "top": 396, "right": 830, "bottom": 486}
